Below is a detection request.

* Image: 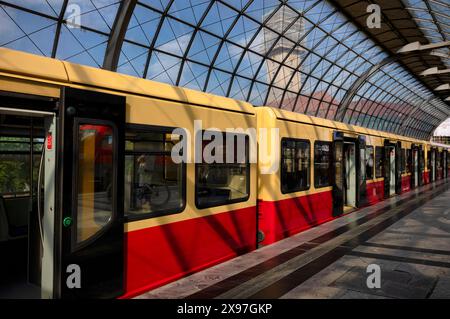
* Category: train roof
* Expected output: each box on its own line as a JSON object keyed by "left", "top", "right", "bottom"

{"left": 266, "top": 107, "right": 429, "bottom": 145}
{"left": 0, "top": 48, "right": 255, "bottom": 115}
{"left": 0, "top": 47, "right": 443, "bottom": 146}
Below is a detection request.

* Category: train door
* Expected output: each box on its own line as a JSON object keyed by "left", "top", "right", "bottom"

{"left": 383, "top": 145, "right": 396, "bottom": 197}
{"left": 389, "top": 147, "right": 396, "bottom": 196}
{"left": 444, "top": 151, "right": 448, "bottom": 179}
{"left": 395, "top": 142, "right": 402, "bottom": 194}
{"left": 431, "top": 149, "right": 436, "bottom": 182}
{"left": 413, "top": 148, "right": 419, "bottom": 188}
{"left": 0, "top": 107, "right": 55, "bottom": 299}
{"left": 332, "top": 131, "right": 344, "bottom": 217}
{"left": 382, "top": 141, "right": 395, "bottom": 198}
{"left": 56, "top": 87, "right": 125, "bottom": 298}
{"left": 357, "top": 136, "right": 367, "bottom": 207}
{"left": 344, "top": 142, "right": 357, "bottom": 208}
{"left": 419, "top": 147, "right": 424, "bottom": 186}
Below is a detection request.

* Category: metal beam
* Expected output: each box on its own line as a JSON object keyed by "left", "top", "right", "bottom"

{"left": 430, "top": 50, "right": 450, "bottom": 59}
{"left": 435, "top": 84, "right": 450, "bottom": 91}
{"left": 421, "top": 67, "right": 450, "bottom": 76}
{"left": 397, "top": 40, "right": 450, "bottom": 54}
{"left": 334, "top": 56, "right": 397, "bottom": 122}
{"left": 102, "top": 0, "right": 137, "bottom": 71}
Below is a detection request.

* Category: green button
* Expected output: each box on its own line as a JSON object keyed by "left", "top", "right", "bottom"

{"left": 63, "top": 217, "right": 73, "bottom": 228}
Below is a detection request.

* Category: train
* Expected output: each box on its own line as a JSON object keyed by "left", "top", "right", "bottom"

{"left": 0, "top": 47, "right": 448, "bottom": 299}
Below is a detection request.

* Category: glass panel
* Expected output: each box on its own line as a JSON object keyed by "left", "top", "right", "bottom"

{"left": 281, "top": 139, "right": 310, "bottom": 193}
{"left": 125, "top": 128, "right": 184, "bottom": 217}
{"left": 406, "top": 149, "right": 412, "bottom": 174}
{"left": 196, "top": 132, "right": 250, "bottom": 208}
{"left": 76, "top": 124, "right": 114, "bottom": 245}
{"left": 401, "top": 148, "right": 406, "bottom": 173}
{"left": 365, "top": 146, "right": 374, "bottom": 180}
{"left": 360, "top": 146, "right": 366, "bottom": 184}
{"left": 375, "top": 146, "right": 383, "bottom": 178}
{"left": 437, "top": 152, "right": 442, "bottom": 169}
{"left": 420, "top": 150, "right": 425, "bottom": 172}
{"left": 334, "top": 141, "right": 343, "bottom": 193}
{"left": 314, "top": 141, "right": 331, "bottom": 188}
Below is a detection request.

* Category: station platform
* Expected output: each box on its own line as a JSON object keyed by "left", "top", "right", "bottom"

{"left": 136, "top": 180, "right": 450, "bottom": 299}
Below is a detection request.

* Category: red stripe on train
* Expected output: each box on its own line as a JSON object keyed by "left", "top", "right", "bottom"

{"left": 258, "top": 190, "right": 334, "bottom": 245}
{"left": 122, "top": 206, "right": 257, "bottom": 299}
{"left": 258, "top": 180, "right": 389, "bottom": 246}
{"left": 423, "top": 171, "right": 430, "bottom": 184}
{"left": 366, "top": 180, "right": 384, "bottom": 205}
{"left": 401, "top": 175, "right": 411, "bottom": 193}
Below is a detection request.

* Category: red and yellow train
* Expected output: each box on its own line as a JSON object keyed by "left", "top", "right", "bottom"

{"left": 0, "top": 48, "right": 448, "bottom": 299}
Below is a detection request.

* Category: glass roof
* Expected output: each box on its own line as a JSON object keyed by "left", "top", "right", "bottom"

{"left": 0, "top": 0, "right": 449, "bottom": 139}
{"left": 404, "top": 0, "right": 449, "bottom": 68}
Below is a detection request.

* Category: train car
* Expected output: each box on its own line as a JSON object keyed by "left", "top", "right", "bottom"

{"left": 0, "top": 47, "right": 449, "bottom": 299}
{"left": 0, "top": 48, "right": 257, "bottom": 299}
{"left": 255, "top": 107, "right": 444, "bottom": 246}
{"left": 425, "top": 144, "right": 448, "bottom": 183}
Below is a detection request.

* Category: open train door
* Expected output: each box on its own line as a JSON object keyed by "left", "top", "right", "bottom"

{"left": 430, "top": 148, "right": 436, "bottom": 182}
{"left": 357, "top": 135, "right": 367, "bottom": 207}
{"left": 383, "top": 140, "right": 390, "bottom": 198}
{"left": 56, "top": 87, "right": 125, "bottom": 298}
{"left": 418, "top": 145, "right": 424, "bottom": 186}
{"left": 411, "top": 145, "right": 419, "bottom": 189}
{"left": 444, "top": 150, "right": 448, "bottom": 179}
{"left": 0, "top": 102, "right": 56, "bottom": 299}
{"left": 395, "top": 141, "right": 402, "bottom": 194}
{"left": 332, "top": 131, "right": 344, "bottom": 217}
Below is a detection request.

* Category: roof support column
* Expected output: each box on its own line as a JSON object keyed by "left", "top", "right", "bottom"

{"left": 102, "top": 0, "right": 137, "bottom": 71}
{"left": 334, "top": 56, "right": 397, "bottom": 122}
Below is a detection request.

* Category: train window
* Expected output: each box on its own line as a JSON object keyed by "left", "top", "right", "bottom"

{"left": 427, "top": 151, "right": 431, "bottom": 170}
{"left": 195, "top": 131, "right": 250, "bottom": 209}
{"left": 366, "top": 146, "right": 374, "bottom": 180}
{"left": 124, "top": 126, "right": 185, "bottom": 220}
{"left": 314, "top": 141, "right": 331, "bottom": 188}
{"left": 281, "top": 138, "right": 310, "bottom": 193}
{"left": 375, "top": 147, "right": 383, "bottom": 178}
{"left": 75, "top": 124, "right": 115, "bottom": 245}
{"left": 401, "top": 148, "right": 406, "bottom": 173}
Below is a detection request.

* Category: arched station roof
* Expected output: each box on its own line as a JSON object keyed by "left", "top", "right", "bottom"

{"left": 0, "top": 0, "right": 449, "bottom": 139}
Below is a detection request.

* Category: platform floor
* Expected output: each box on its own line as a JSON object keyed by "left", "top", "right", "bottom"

{"left": 136, "top": 179, "right": 450, "bottom": 299}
